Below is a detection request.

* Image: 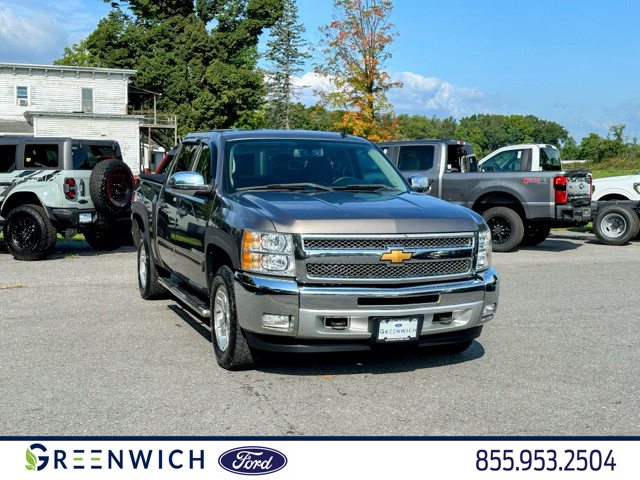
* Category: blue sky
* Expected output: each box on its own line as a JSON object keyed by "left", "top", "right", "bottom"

{"left": 1, "top": 0, "right": 639, "bottom": 142}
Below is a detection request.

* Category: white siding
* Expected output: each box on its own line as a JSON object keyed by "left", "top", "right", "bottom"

{"left": 0, "top": 67, "right": 130, "bottom": 120}
{"left": 34, "top": 116, "right": 141, "bottom": 175}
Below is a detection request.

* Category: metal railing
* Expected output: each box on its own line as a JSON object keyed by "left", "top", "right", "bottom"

{"left": 130, "top": 110, "right": 177, "bottom": 127}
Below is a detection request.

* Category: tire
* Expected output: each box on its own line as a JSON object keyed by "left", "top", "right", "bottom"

{"left": 521, "top": 223, "right": 551, "bottom": 246}
{"left": 210, "top": 266, "right": 256, "bottom": 370}
{"left": 83, "top": 223, "right": 123, "bottom": 251}
{"left": 3, "top": 204, "right": 57, "bottom": 261}
{"left": 482, "top": 207, "right": 525, "bottom": 252}
{"left": 593, "top": 205, "right": 640, "bottom": 246}
{"left": 89, "top": 159, "right": 134, "bottom": 217}
{"left": 434, "top": 340, "right": 473, "bottom": 355}
{"left": 138, "top": 236, "right": 167, "bottom": 300}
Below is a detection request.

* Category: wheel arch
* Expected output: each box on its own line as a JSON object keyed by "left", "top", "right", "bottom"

{"left": 204, "top": 228, "right": 240, "bottom": 294}
{"left": 471, "top": 190, "right": 526, "bottom": 219}
{"left": 1, "top": 191, "right": 47, "bottom": 218}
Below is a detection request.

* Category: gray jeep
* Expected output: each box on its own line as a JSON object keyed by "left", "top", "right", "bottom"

{"left": 0, "top": 137, "right": 134, "bottom": 260}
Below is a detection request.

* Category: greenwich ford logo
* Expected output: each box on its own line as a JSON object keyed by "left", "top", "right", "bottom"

{"left": 218, "top": 447, "right": 287, "bottom": 475}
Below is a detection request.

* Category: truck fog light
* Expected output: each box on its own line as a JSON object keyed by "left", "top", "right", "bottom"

{"left": 482, "top": 303, "right": 497, "bottom": 321}
{"left": 262, "top": 314, "right": 292, "bottom": 330}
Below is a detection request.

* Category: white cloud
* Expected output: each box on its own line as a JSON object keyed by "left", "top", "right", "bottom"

{"left": 291, "top": 70, "right": 501, "bottom": 118}
{"left": 0, "top": 7, "right": 69, "bottom": 62}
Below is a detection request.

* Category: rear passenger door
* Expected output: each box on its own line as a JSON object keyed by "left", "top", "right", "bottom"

{"left": 171, "top": 142, "right": 216, "bottom": 286}
{"left": 0, "top": 143, "right": 19, "bottom": 210}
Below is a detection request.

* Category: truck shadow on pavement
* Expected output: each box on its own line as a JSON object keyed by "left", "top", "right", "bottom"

{"left": 516, "top": 238, "right": 582, "bottom": 252}
{"left": 168, "top": 304, "right": 486, "bottom": 375}
{"left": 0, "top": 240, "right": 136, "bottom": 259}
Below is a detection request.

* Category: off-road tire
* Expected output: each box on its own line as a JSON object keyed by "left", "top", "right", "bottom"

{"left": 211, "top": 266, "right": 256, "bottom": 370}
{"left": 593, "top": 205, "right": 640, "bottom": 246}
{"left": 482, "top": 207, "right": 525, "bottom": 252}
{"left": 138, "top": 236, "right": 167, "bottom": 300}
{"left": 3, "top": 204, "right": 57, "bottom": 261}
{"left": 521, "top": 223, "right": 552, "bottom": 246}
{"left": 89, "top": 159, "right": 134, "bottom": 217}
{"left": 83, "top": 223, "right": 123, "bottom": 251}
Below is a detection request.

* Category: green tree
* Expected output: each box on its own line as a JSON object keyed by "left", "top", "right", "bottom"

{"left": 560, "top": 136, "right": 580, "bottom": 160}
{"left": 56, "top": 0, "right": 284, "bottom": 135}
{"left": 315, "top": 0, "right": 402, "bottom": 141}
{"left": 264, "top": 0, "right": 309, "bottom": 129}
{"left": 397, "top": 115, "right": 458, "bottom": 140}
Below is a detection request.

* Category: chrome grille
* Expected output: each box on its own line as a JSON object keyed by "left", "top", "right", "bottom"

{"left": 303, "top": 236, "right": 473, "bottom": 250}
{"left": 306, "top": 260, "right": 472, "bottom": 279}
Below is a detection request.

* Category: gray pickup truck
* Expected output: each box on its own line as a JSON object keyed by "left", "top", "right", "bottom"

{"left": 132, "top": 130, "right": 499, "bottom": 370}
{"left": 377, "top": 140, "right": 593, "bottom": 251}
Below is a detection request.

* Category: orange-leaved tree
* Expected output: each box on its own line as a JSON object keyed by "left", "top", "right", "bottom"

{"left": 315, "top": 0, "right": 402, "bottom": 142}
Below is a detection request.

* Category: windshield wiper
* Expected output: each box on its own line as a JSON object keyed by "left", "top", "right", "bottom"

{"left": 237, "top": 183, "right": 334, "bottom": 192}
{"left": 332, "top": 184, "right": 394, "bottom": 191}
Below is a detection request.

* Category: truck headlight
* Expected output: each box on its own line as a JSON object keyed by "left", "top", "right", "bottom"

{"left": 634, "top": 183, "right": 640, "bottom": 195}
{"left": 477, "top": 224, "right": 492, "bottom": 272}
{"left": 242, "top": 230, "right": 295, "bottom": 277}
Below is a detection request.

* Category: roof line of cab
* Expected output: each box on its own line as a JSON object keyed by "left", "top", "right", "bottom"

{"left": 376, "top": 139, "right": 470, "bottom": 146}
{"left": 182, "top": 129, "right": 371, "bottom": 143}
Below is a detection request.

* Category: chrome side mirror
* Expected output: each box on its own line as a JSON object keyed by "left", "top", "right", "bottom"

{"left": 168, "top": 171, "right": 209, "bottom": 192}
{"left": 408, "top": 174, "right": 431, "bottom": 193}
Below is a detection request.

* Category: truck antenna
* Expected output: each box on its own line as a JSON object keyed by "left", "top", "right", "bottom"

{"left": 341, "top": 128, "right": 347, "bottom": 138}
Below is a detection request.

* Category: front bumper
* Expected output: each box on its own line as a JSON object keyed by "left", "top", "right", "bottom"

{"left": 234, "top": 268, "right": 499, "bottom": 353}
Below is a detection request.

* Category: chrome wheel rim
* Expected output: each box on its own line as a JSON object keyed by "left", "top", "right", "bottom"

{"left": 139, "top": 243, "right": 147, "bottom": 288}
{"left": 214, "top": 286, "right": 230, "bottom": 352}
{"left": 601, "top": 213, "right": 626, "bottom": 239}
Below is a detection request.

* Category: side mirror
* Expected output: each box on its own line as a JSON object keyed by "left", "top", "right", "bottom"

{"left": 408, "top": 174, "right": 431, "bottom": 193}
{"left": 168, "top": 171, "right": 211, "bottom": 195}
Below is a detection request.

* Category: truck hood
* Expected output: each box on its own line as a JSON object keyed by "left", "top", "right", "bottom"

{"left": 232, "top": 191, "right": 483, "bottom": 234}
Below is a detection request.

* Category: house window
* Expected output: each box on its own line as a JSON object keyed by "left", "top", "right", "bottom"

{"left": 81, "top": 88, "right": 94, "bottom": 113}
{"left": 16, "top": 86, "right": 29, "bottom": 106}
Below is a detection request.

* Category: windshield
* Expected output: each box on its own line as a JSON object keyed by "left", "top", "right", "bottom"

{"left": 224, "top": 139, "right": 408, "bottom": 193}
{"left": 540, "top": 147, "right": 561, "bottom": 171}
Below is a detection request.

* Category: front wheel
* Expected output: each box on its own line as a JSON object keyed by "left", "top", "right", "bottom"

{"left": 138, "top": 236, "right": 167, "bottom": 300}
{"left": 593, "top": 205, "right": 640, "bottom": 245}
{"left": 482, "top": 207, "right": 525, "bottom": 252}
{"left": 3, "top": 204, "right": 57, "bottom": 261}
{"left": 211, "top": 266, "right": 256, "bottom": 370}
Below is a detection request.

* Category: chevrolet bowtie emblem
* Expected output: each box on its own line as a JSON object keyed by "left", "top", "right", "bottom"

{"left": 380, "top": 249, "right": 413, "bottom": 264}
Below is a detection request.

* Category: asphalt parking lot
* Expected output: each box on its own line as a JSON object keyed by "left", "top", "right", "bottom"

{"left": 0, "top": 231, "right": 638, "bottom": 436}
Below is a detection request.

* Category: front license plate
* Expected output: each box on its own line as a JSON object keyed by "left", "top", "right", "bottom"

{"left": 375, "top": 316, "right": 421, "bottom": 343}
{"left": 79, "top": 213, "right": 93, "bottom": 223}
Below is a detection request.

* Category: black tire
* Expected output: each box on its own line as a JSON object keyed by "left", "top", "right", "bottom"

{"left": 137, "top": 236, "right": 167, "bottom": 300}
{"left": 521, "top": 223, "right": 552, "bottom": 246}
{"left": 482, "top": 206, "right": 525, "bottom": 252}
{"left": 210, "top": 266, "right": 256, "bottom": 370}
{"left": 434, "top": 340, "right": 473, "bottom": 355}
{"left": 83, "top": 223, "right": 123, "bottom": 251}
{"left": 3, "top": 204, "right": 57, "bottom": 261}
{"left": 593, "top": 205, "right": 640, "bottom": 246}
{"left": 89, "top": 159, "right": 134, "bottom": 217}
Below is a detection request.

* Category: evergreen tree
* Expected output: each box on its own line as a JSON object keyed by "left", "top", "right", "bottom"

{"left": 265, "top": 0, "right": 308, "bottom": 130}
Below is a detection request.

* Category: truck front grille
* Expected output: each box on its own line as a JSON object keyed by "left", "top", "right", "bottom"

{"left": 303, "top": 236, "right": 473, "bottom": 250}
{"left": 306, "top": 260, "right": 473, "bottom": 279}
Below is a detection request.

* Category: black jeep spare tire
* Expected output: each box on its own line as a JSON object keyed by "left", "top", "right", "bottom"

{"left": 90, "top": 159, "right": 134, "bottom": 216}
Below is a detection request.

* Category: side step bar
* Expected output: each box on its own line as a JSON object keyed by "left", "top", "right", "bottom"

{"left": 158, "top": 277, "right": 210, "bottom": 318}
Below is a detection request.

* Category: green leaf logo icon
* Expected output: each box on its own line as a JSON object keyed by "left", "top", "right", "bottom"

{"left": 26, "top": 448, "right": 37, "bottom": 471}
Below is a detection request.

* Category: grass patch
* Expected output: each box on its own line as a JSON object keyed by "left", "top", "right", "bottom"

{"left": 590, "top": 170, "right": 638, "bottom": 179}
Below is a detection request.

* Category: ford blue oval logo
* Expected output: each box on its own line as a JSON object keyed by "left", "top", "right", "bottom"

{"left": 395, "top": 323, "right": 403, "bottom": 327}
{"left": 218, "top": 447, "right": 287, "bottom": 475}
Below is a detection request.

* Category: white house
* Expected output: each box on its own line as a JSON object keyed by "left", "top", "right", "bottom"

{"left": 0, "top": 62, "right": 142, "bottom": 174}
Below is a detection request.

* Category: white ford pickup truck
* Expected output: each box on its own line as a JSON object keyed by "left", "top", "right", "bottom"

{"left": 592, "top": 173, "right": 640, "bottom": 202}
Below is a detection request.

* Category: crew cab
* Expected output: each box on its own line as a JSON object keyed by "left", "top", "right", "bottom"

{"left": 377, "top": 140, "right": 593, "bottom": 252}
{"left": 0, "top": 137, "right": 134, "bottom": 260}
{"left": 132, "top": 130, "right": 499, "bottom": 370}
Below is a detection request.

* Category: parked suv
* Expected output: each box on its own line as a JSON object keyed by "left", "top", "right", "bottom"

{"left": 0, "top": 137, "right": 134, "bottom": 260}
{"left": 378, "top": 140, "right": 592, "bottom": 251}
{"left": 133, "top": 130, "right": 499, "bottom": 370}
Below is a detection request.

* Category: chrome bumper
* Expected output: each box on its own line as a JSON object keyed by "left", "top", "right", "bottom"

{"left": 234, "top": 268, "right": 499, "bottom": 345}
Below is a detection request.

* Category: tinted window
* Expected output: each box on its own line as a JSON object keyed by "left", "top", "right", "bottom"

{"left": 0, "top": 145, "right": 17, "bottom": 172}
{"left": 24, "top": 144, "right": 59, "bottom": 169}
{"left": 397, "top": 145, "right": 435, "bottom": 171}
{"left": 72, "top": 143, "right": 122, "bottom": 170}
{"left": 171, "top": 144, "right": 199, "bottom": 175}
{"left": 540, "top": 147, "right": 561, "bottom": 171}
{"left": 447, "top": 144, "right": 475, "bottom": 172}
{"left": 481, "top": 149, "right": 524, "bottom": 172}
{"left": 193, "top": 144, "right": 215, "bottom": 184}
{"left": 225, "top": 139, "right": 407, "bottom": 193}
